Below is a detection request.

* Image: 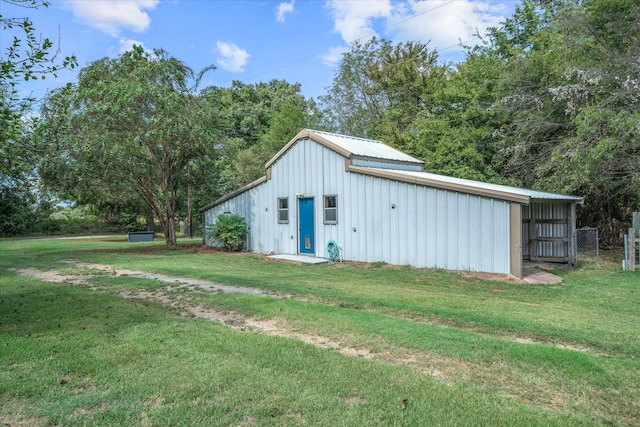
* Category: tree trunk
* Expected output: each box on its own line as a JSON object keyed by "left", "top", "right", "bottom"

{"left": 163, "top": 215, "right": 178, "bottom": 247}
{"left": 146, "top": 207, "right": 155, "bottom": 232}
{"left": 150, "top": 203, "right": 177, "bottom": 248}
{"left": 187, "top": 163, "right": 193, "bottom": 238}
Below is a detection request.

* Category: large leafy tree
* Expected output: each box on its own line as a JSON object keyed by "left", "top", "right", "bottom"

{"left": 39, "top": 46, "right": 219, "bottom": 246}
{"left": 318, "top": 1, "right": 640, "bottom": 244}
{"left": 546, "top": 0, "right": 640, "bottom": 242}
{"left": 1, "top": 0, "right": 76, "bottom": 180}
{"left": 319, "top": 37, "right": 445, "bottom": 142}
{"left": 474, "top": 0, "right": 640, "bottom": 243}
{"left": 319, "top": 37, "right": 511, "bottom": 182}
{"left": 211, "top": 80, "right": 318, "bottom": 194}
{"left": 232, "top": 103, "right": 308, "bottom": 185}
{"left": 410, "top": 54, "right": 514, "bottom": 183}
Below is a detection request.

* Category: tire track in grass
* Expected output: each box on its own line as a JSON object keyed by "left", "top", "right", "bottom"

{"left": 13, "top": 261, "right": 602, "bottom": 357}
{"left": 12, "top": 262, "right": 629, "bottom": 423}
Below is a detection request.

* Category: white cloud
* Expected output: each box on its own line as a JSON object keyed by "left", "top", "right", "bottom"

{"left": 119, "top": 38, "right": 145, "bottom": 54}
{"left": 320, "top": 45, "right": 348, "bottom": 67}
{"left": 63, "top": 0, "right": 159, "bottom": 36}
{"left": 325, "top": 0, "right": 392, "bottom": 43}
{"left": 385, "top": 1, "right": 506, "bottom": 52}
{"left": 323, "top": 0, "right": 508, "bottom": 61}
{"left": 215, "top": 41, "right": 250, "bottom": 73}
{"left": 276, "top": 0, "right": 295, "bottom": 23}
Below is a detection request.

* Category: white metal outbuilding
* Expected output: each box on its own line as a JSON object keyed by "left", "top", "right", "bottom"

{"left": 200, "top": 130, "right": 584, "bottom": 277}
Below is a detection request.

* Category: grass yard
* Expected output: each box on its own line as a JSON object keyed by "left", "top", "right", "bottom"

{"left": 0, "top": 237, "right": 638, "bottom": 426}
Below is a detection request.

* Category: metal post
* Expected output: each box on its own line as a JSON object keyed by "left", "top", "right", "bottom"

{"left": 624, "top": 233, "right": 628, "bottom": 271}
{"left": 629, "top": 228, "right": 636, "bottom": 272}
{"left": 568, "top": 203, "right": 577, "bottom": 267}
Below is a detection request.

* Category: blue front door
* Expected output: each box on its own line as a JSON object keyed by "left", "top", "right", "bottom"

{"left": 298, "top": 197, "right": 314, "bottom": 255}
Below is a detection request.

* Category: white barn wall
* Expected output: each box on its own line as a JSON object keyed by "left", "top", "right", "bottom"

{"left": 205, "top": 136, "right": 512, "bottom": 274}
{"left": 336, "top": 172, "right": 510, "bottom": 273}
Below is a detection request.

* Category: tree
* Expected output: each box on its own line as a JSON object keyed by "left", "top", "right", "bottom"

{"left": 319, "top": 37, "right": 445, "bottom": 142}
{"left": 39, "top": 46, "right": 219, "bottom": 246}
{"left": 319, "top": 37, "right": 513, "bottom": 182}
{"left": 0, "top": 178, "right": 36, "bottom": 236}
{"left": 1, "top": 0, "right": 76, "bottom": 180}
{"left": 210, "top": 80, "right": 317, "bottom": 194}
{"left": 543, "top": 0, "right": 640, "bottom": 243}
{"left": 470, "top": 0, "right": 640, "bottom": 244}
{"left": 233, "top": 103, "right": 308, "bottom": 185}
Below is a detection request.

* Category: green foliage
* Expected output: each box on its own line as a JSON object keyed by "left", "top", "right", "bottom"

{"left": 210, "top": 80, "right": 318, "bottom": 194}
{"left": 476, "top": 0, "right": 640, "bottom": 244}
{"left": 230, "top": 103, "right": 308, "bottom": 186}
{"left": 38, "top": 46, "right": 219, "bottom": 246}
{"left": 0, "top": 183, "right": 37, "bottom": 236}
{"left": 31, "top": 216, "right": 107, "bottom": 235}
{"left": 106, "top": 212, "right": 146, "bottom": 233}
{"left": 207, "top": 214, "right": 247, "bottom": 251}
{"left": 0, "top": 0, "right": 77, "bottom": 181}
{"left": 0, "top": 192, "right": 145, "bottom": 236}
{"left": 319, "top": 37, "right": 511, "bottom": 183}
{"left": 319, "top": 38, "right": 445, "bottom": 141}
{"left": 318, "top": 0, "right": 640, "bottom": 244}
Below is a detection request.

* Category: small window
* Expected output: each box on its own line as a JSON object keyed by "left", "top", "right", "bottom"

{"left": 324, "top": 195, "right": 337, "bottom": 224}
{"left": 277, "top": 197, "right": 289, "bottom": 223}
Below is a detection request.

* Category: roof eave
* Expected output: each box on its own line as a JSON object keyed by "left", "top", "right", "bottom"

{"left": 531, "top": 196, "right": 585, "bottom": 205}
{"left": 265, "top": 129, "right": 355, "bottom": 169}
{"left": 199, "top": 175, "right": 268, "bottom": 213}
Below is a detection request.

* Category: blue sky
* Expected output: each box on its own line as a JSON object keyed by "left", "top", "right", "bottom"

{"left": 4, "top": 0, "right": 519, "bottom": 102}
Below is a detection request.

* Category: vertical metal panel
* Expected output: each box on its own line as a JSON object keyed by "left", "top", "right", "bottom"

{"left": 383, "top": 179, "right": 393, "bottom": 263}
{"left": 406, "top": 183, "right": 418, "bottom": 266}
{"left": 416, "top": 184, "right": 427, "bottom": 265}
{"left": 435, "top": 190, "right": 448, "bottom": 268}
{"left": 446, "top": 191, "right": 459, "bottom": 269}
{"left": 425, "top": 187, "right": 438, "bottom": 267}
{"left": 510, "top": 203, "right": 523, "bottom": 277}
{"left": 457, "top": 195, "right": 470, "bottom": 270}
{"left": 387, "top": 177, "right": 396, "bottom": 264}
{"left": 467, "top": 196, "right": 481, "bottom": 269}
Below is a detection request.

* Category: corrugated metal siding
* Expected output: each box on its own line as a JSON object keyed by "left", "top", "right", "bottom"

{"left": 335, "top": 170, "right": 511, "bottom": 273}
{"left": 204, "top": 136, "right": 512, "bottom": 274}
{"left": 522, "top": 202, "right": 568, "bottom": 259}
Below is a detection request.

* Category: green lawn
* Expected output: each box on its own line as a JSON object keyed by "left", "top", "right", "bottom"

{"left": 1, "top": 236, "right": 638, "bottom": 426}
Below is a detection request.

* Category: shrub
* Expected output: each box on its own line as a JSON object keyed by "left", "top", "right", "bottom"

{"left": 0, "top": 187, "right": 37, "bottom": 236}
{"left": 107, "top": 212, "right": 146, "bottom": 232}
{"left": 207, "top": 214, "right": 247, "bottom": 251}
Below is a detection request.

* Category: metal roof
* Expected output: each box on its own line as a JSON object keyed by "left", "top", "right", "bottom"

{"left": 309, "top": 130, "right": 424, "bottom": 164}
{"left": 266, "top": 129, "right": 424, "bottom": 168}
{"left": 374, "top": 168, "right": 584, "bottom": 204}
